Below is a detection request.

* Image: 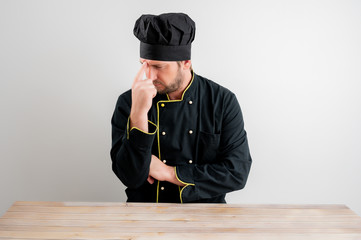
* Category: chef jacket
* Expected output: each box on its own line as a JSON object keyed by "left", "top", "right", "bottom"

{"left": 110, "top": 71, "right": 252, "bottom": 203}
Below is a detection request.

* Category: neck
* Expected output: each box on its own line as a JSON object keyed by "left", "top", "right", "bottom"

{"left": 167, "top": 70, "right": 192, "bottom": 100}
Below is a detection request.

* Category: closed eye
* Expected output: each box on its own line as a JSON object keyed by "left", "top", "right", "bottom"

{"left": 153, "top": 65, "right": 163, "bottom": 69}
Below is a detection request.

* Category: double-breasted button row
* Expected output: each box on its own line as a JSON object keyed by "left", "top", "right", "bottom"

{"left": 160, "top": 130, "right": 193, "bottom": 136}
{"left": 159, "top": 100, "right": 193, "bottom": 107}
{"left": 159, "top": 101, "right": 193, "bottom": 135}
{"left": 162, "top": 159, "right": 192, "bottom": 164}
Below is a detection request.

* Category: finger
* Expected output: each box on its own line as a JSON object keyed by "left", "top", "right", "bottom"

{"left": 145, "top": 63, "right": 151, "bottom": 80}
{"left": 151, "top": 87, "right": 157, "bottom": 98}
{"left": 146, "top": 64, "right": 156, "bottom": 81}
{"left": 136, "top": 80, "right": 156, "bottom": 93}
{"left": 152, "top": 92, "right": 157, "bottom": 98}
{"left": 134, "top": 79, "right": 157, "bottom": 90}
{"left": 134, "top": 62, "right": 148, "bottom": 83}
{"left": 147, "top": 176, "right": 154, "bottom": 184}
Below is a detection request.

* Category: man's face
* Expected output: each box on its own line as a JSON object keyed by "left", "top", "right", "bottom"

{"left": 140, "top": 58, "right": 183, "bottom": 95}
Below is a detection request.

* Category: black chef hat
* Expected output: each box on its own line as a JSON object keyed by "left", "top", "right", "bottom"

{"left": 133, "top": 13, "right": 196, "bottom": 61}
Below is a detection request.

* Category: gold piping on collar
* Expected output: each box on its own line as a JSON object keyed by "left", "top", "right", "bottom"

{"left": 165, "top": 71, "right": 195, "bottom": 101}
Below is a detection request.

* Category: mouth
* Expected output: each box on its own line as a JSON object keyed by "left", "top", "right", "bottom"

{"left": 153, "top": 80, "right": 163, "bottom": 87}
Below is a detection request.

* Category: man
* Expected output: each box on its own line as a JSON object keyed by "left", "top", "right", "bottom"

{"left": 111, "top": 13, "right": 252, "bottom": 203}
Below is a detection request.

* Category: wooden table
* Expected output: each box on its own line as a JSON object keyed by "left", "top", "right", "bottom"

{"left": 0, "top": 202, "right": 361, "bottom": 239}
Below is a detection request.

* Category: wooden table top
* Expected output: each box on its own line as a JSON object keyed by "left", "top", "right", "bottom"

{"left": 0, "top": 201, "right": 361, "bottom": 239}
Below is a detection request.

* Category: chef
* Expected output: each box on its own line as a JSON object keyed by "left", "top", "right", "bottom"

{"left": 111, "top": 13, "right": 252, "bottom": 203}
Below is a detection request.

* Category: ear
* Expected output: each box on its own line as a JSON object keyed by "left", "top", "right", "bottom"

{"left": 182, "top": 60, "right": 192, "bottom": 70}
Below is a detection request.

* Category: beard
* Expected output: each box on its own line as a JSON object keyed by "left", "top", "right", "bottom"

{"left": 153, "top": 67, "right": 183, "bottom": 95}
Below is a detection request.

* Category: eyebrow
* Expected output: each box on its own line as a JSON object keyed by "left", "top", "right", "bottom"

{"left": 139, "top": 61, "right": 165, "bottom": 67}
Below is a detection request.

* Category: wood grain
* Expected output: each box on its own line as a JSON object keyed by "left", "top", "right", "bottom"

{"left": 0, "top": 201, "right": 360, "bottom": 239}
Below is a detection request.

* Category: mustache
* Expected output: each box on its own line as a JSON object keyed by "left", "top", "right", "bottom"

{"left": 152, "top": 80, "right": 163, "bottom": 86}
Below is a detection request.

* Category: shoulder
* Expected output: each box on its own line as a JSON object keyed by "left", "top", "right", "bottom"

{"left": 194, "top": 73, "right": 237, "bottom": 102}
{"left": 113, "top": 89, "right": 132, "bottom": 114}
{"left": 115, "top": 89, "right": 132, "bottom": 105}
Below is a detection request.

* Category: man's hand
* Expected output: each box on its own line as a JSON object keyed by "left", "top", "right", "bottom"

{"left": 147, "top": 155, "right": 186, "bottom": 187}
{"left": 130, "top": 62, "right": 157, "bottom": 132}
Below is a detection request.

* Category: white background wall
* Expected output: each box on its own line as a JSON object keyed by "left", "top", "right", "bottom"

{"left": 1, "top": 0, "right": 360, "bottom": 217}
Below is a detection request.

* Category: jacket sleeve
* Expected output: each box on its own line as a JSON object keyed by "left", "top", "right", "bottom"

{"left": 110, "top": 94, "right": 157, "bottom": 189}
{"left": 175, "top": 93, "right": 252, "bottom": 202}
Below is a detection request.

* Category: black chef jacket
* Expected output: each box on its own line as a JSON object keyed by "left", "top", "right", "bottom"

{"left": 110, "top": 71, "right": 252, "bottom": 203}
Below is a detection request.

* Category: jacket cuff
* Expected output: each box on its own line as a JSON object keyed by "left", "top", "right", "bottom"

{"left": 127, "top": 118, "right": 157, "bottom": 148}
{"left": 175, "top": 165, "right": 195, "bottom": 185}
{"left": 175, "top": 166, "right": 197, "bottom": 203}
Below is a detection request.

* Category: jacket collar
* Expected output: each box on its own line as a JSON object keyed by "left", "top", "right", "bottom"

{"left": 160, "top": 70, "right": 198, "bottom": 101}
{"left": 155, "top": 70, "right": 197, "bottom": 102}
